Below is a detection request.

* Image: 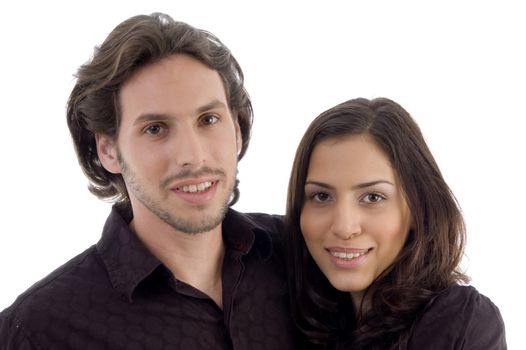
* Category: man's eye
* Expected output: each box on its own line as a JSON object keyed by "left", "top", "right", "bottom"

{"left": 200, "top": 114, "right": 219, "bottom": 125}
{"left": 144, "top": 124, "right": 164, "bottom": 135}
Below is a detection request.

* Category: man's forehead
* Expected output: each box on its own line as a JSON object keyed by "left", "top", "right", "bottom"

{"left": 118, "top": 55, "right": 229, "bottom": 121}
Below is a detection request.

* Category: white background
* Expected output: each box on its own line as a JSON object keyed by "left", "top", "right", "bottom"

{"left": 0, "top": 1, "right": 524, "bottom": 348}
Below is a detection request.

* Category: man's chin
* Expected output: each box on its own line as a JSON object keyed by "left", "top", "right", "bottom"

{"left": 166, "top": 216, "right": 224, "bottom": 235}
{"left": 158, "top": 206, "right": 228, "bottom": 235}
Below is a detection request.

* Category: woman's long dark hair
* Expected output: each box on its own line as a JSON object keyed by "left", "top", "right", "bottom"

{"left": 285, "top": 98, "right": 468, "bottom": 349}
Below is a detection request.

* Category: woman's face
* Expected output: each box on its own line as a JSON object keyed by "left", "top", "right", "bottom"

{"left": 300, "top": 134, "right": 411, "bottom": 302}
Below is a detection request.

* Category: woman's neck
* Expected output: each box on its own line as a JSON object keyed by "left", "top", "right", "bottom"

{"left": 351, "top": 290, "right": 371, "bottom": 318}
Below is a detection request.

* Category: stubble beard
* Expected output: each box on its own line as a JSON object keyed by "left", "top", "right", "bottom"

{"left": 119, "top": 156, "right": 235, "bottom": 235}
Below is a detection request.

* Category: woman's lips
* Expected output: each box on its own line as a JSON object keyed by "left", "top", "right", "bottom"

{"left": 326, "top": 247, "right": 372, "bottom": 268}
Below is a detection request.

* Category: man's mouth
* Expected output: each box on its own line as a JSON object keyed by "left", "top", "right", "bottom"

{"left": 177, "top": 181, "right": 214, "bottom": 193}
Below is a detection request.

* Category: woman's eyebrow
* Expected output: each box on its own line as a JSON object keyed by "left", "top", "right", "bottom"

{"left": 352, "top": 180, "right": 394, "bottom": 190}
{"left": 304, "top": 179, "right": 394, "bottom": 190}
{"left": 304, "top": 180, "right": 334, "bottom": 190}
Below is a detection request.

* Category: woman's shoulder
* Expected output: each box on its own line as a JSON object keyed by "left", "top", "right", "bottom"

{"left": 430, "top": 285, "right": 500, "bottom": 315}
{"left": 408, "top": 285, "right": 507, "bottom": 349}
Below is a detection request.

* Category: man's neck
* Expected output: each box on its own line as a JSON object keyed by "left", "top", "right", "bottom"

{"left": 129, "top": 209, "right": 225, "bottom": 309}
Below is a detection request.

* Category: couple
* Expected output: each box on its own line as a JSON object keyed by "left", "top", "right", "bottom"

{"left": 0, "top": 13, "right": 505, "bottom": 349}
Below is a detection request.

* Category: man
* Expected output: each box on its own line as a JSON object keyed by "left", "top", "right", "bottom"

{"left": 0, "top": 13, "right": 296, "bottom": 349}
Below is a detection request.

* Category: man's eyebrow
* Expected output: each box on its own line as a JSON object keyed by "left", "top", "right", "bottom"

{"left": 196, "top": 99, "right": 228, "bottom": 114}
{"left": 132, "top": 100, "right": 228, "bottom": 126}
{"left": 304, "top": 180, "right": 394, "bottom": 190}
{"left": 133, "top": 113, "right": 171, "bottom": 126}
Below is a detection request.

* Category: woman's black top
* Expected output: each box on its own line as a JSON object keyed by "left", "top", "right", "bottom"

{"left": 407, "top": 285, "right": 506, "bottom": 349}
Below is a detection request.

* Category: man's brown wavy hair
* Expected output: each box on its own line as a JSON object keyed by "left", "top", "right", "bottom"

{"left": 285, "top": 97, "right": 468, "bottom": 349}
{"left": 67, "top": 13, "right": 252, "bottom": 212}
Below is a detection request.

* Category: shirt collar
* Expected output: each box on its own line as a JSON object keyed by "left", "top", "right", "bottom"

{"left": 222, "top": 208, "right": 274, "bottom": 260}
{"left": 96, "top": 207, "right": 162, "bottom": 302}
{"left": 96, "top": 207, "right": 276, "bottom": 301}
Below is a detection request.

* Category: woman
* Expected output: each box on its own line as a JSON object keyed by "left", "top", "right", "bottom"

{"left": 285, "top": 97, "right": 506, "bottom": 349}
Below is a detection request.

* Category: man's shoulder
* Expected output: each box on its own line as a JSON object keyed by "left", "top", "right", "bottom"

{"left": 224, "top": 210, "right": 286, "bottom": 262}
{"left": 243, "top": 212, "right": 284, "bottom": 234}
{"left": 235, "top": 211, "right": 286, "bottom": 249}
{"left": 0, "top": 246, "right": 102, "bottom": 326}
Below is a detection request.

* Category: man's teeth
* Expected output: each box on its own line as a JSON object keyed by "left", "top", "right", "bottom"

{"left": 181, "top": 181, "right": 213, "bottom": 193}
{"left": 331, "top": 250, "right": 368, "bottom": 259}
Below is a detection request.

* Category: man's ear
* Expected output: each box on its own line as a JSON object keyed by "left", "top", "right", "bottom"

{"left": 235, "top": 121, "right": 243, "bottom": 155}
{"left": 95, "top": 133, "right": 122, "bottom": 174}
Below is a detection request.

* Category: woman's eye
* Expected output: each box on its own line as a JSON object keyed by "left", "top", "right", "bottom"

{"left": 311, "top": 192, "right": 331, "bottom": 203}
{"left": 362, "top": 193, "right": 385, "bottom": 203}
{"left": 201, "top": 114, "right": 219, "bottom": 125}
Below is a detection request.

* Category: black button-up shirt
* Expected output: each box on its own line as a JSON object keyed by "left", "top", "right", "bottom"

{"left": 0, "top": 208, "right": 297, "bottom": 349}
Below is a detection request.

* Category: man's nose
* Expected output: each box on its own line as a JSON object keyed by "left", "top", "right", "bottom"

{"left": 172, "top": 125, "right": 206, "bottom": 168}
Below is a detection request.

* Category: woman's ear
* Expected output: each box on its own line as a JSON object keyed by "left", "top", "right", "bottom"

{"left": 95, "top": 133, "right": 122, "bottom": 174}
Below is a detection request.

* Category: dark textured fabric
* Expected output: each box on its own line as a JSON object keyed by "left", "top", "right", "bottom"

{"left": 0, "top": 208, "right": 297, "bottom": 349}
{"left": 408, "top": 285, "right": 507, "bottom": 349}
{"left": 319, "top": 285, "right": 507, "bottom": 350}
